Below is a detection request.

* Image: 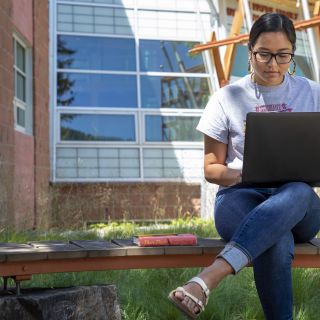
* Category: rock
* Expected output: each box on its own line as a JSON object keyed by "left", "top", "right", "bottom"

{"left": 0, "top": 285, "right": 122, "bottom": 320}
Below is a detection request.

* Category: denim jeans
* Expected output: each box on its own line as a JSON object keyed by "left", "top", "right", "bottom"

{"left": 214, "top": 182, "right": 320, "bottom": 320}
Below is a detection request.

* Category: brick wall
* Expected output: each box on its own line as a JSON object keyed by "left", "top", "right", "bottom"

{"left": 51, "top": 182, "right": 201, "bottom": 228}
{"left": 32, "top": 0, "right": 51, "bottom": 229}
{"left": 0, "top": 0, "right": 50, "bottom": 230}
{"left": 0, "top": 0, "right": 15, "bottom": 228}
{"left": 11, "top": 0, "right": 34, "bottom": 229}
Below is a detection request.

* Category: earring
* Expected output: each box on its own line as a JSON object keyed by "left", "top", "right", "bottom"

{"left": 248, "top": 60, "right": 252, "bottom": 74}
{"left": 288, "top": 60, "right": 296, "bottom": 76}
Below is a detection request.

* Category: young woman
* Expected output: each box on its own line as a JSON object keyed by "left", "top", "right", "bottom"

{"left": 168, "top": 12, "right": 320, "bottom": 320}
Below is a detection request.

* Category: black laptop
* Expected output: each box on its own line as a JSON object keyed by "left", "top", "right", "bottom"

{"left": 242, "top": 112, "right": 320, "bottom": 187}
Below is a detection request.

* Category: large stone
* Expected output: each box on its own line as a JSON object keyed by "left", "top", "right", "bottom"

{"left": 0, "top": 285, "right": 122, "bottom": 320}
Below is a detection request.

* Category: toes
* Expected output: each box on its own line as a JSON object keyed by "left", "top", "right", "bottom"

{"left": 182, "top": 296, "right": 200, "bottom": 314}
{"left": 174, "top": 290, "right": 184, "bottom": 300}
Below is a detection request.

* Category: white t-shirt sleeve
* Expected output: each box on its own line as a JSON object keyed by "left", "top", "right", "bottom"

{"left": 196, "top": 94, "right": 229, "bottom": 144}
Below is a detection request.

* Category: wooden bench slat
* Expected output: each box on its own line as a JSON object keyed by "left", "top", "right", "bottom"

{"left": 164, "top": 246, "right": 203, "bottom": 255}
{"left": 70, "top": 240, "right": 120, "bottom": 249}
{"left": 70, "top": 240, "right": 127, "bottom": 258}
{"left": 294, "top": 243, "right": 318, "bottom": 255}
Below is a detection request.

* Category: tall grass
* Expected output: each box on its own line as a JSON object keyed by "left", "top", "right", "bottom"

{"left": 1, "top": 219, "right": 320, "bottom": 320}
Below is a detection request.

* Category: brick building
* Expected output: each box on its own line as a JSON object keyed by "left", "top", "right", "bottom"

{"left": 0, "top": 0, "right": 50, "bottom": 230}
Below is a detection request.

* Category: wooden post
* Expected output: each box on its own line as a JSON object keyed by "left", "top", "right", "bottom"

{"left": 313, "top": 1, "right": 320, "bottom": 39}
{"left": 224, "top": 0, "right": 245, "bottom": 81}
{"left": 210, "top": 32, "right": 228, "bottom": 87}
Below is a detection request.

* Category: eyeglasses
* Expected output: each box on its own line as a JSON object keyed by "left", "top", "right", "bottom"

{"left": 252, "top": 51, "right": 294, "bottom": 64}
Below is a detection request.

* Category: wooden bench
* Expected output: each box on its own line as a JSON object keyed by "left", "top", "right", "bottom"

{"left": 1, "top": 238, "right": 320, "bottom": 295}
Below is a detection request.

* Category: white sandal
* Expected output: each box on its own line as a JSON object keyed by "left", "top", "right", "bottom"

{"left": 168, "top": 276, "right": 210, "bottom": 319}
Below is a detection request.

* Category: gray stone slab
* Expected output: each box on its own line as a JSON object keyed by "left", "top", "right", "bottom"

{"left": 70, "top": 240, "right": 126, "bottom": 257}
{"left": 125, "top": 247, "right": 165, "bottom": 256}
{"left": 0, "top": 285, "right": 121, "bottom": 320}
{"left": 27, "top": 241, "right": 88, "bottom": 260}
{"left": 70, "top": 240, "right": 120, "bottom": 249}
{"left": 200, "top": 238, "right": 226, "bottom": 255}
{"left": 164, "top": 246, "right": 202, "bottom": 255}
{"left": 28, "top": 241, "right": 69, "bottom": 248}
{"left": 47, "top": 249, "right": 88, "bottom": 260}
{"left": 309, "top": 238, "right": 320, "bottom": 253}
{"left": 111, "top": 239, "right": 135, "bottom": 247}
{"left": 0, "top": 243, "right": 48, "bottom": 262}
{"left": 294, "top": 243, "right": 318, "bottom": 255}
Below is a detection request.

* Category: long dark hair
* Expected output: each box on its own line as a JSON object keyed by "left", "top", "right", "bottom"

{"left": 248, "top": 13, "right": 296, "bottom": 52}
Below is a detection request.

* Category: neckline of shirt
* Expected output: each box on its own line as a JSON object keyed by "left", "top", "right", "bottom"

{"left": 247, "top": 73, "right": 289, "bottom": 93}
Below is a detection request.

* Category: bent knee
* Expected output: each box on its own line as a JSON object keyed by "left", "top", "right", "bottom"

{"left": 282, "top": 182, "right": 314, "bottom": 199}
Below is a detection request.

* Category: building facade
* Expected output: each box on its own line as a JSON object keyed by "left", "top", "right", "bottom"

{"left": 0, "top": 0, "right": 318, "bottom": 229}
{"left": 49, "top": 0, "right": 317, "bottom": 226}
{"left": 50, "top": 0, "right": 216, "bottom": 225}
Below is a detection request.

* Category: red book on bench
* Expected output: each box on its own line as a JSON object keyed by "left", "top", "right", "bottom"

{"left": 133, "top": 234, "right": 197, "bottom": 247}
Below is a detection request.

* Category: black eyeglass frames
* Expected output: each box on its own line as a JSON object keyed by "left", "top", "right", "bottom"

{"left": 252, "top": 51, "right": 294, "bottom": 64}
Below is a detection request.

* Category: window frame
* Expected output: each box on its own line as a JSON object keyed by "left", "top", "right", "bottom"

{"left": 13, "top": 34, "right": 33, "bottom": 135}
{"left": 57, "top": 109, "right": 139, "bottom": 145}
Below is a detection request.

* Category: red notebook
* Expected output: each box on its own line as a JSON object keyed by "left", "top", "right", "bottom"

{"left": 133, "top": 233, "right": 197, "bottom": 247}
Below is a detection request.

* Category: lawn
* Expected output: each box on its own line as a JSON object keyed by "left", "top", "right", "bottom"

{"left": 1, "top": 218, "right": 320, "bottom": 320}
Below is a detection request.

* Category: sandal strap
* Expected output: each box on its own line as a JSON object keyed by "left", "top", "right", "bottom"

{"left": 174, "top": 286, "right": 205, "bottom": 312}
{"left": 187, "top": 277, "right": 210, "bottom": 305}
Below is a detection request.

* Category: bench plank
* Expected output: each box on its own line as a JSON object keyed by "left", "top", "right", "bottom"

{"left": 70, "top": 240, "right": 126, "bottom": 257}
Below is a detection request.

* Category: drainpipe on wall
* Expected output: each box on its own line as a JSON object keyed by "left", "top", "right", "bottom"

{"left": 301, "top": 0, "right": 320, "bottom": 82}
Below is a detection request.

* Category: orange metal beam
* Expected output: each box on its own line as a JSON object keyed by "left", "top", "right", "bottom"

{"left": 190, "top": 15, "right": 320, "bottom": 54}
{"left": 210, "top": 32, "right": 228, "bottom": 87}
{"left": 224, "top": 0, "right": 245, "bottom": 81}
{"left": 0, "top": 254, "right": 320, "bottom": 280}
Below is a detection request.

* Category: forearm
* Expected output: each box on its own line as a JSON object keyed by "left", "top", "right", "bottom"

{"left": 204, "top": 163, "right": 242, "bottom": 187}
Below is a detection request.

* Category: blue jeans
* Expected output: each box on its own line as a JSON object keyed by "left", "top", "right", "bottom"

{"left": 214, "top": 182, "right": 320, "bottom": 320}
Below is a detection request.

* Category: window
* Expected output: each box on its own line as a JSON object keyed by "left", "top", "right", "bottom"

{"left": 141, "top": 75, "right": 209, "bottom": 109}
{"left": 13, "top": 35, "right": 32, "bottom": 134}
{"left": 57, "top": 73, "right": 137, "bottom": 107}
{"left": 53, "top": 1, "right": 212, "bottom": 182}
{"left": 139, "top": 40, "right": 204, "bottom": 73}
{"left": 60, "top": 113, "right": 136, "bottom": 142}
{"left": 145, "top": 115, "right": 202, "bottom": 142}
{"left": 58, "top": 35, "right": 136, "bottom": 71}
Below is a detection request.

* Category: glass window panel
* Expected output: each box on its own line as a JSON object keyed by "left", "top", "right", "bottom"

{"left": 16, "top": 72, "right": 26, "bottom": 102}
{"left": 138, "top": 10, "right": 206, "bottom": 40}
{"left": 60, "top": 114, "right": 136, "bottom": 141}
{"left": 141, "top": 76, "right": 209, "bottom": 109}
{"left": 17, "top": 107, "right": 25, "bottom": 127}
{"left": 140, "top": 40, "right": 204, "bottom": 73}
{"left": 16, "top": 42, "right": 25, "bottom": 72}
{"left": 137, "top": 0, "right": 208, "bottom": 12}
{"left": 57, "top": 73, "right": 137, "bottom": 107}
{"left": 57, "top": 4, "right": 134, "bottom": 35}
{"left": 145, "top": 115, "right": 202, "bottom": 142}
{"left": 58, "top": 35, "right": 136, "bottom": 71}
{"left": 231, "top": 45, "right": 248, "bottom": 78}
{"left": 59, "top": 0, "right": 134, "bottom": 5}
{"left": 295, "top": 55, "right": 313, "bottom": 78}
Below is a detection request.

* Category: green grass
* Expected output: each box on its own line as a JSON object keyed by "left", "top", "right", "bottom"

{"left": 1, "top": 219, "right": 320, "bottom": 320}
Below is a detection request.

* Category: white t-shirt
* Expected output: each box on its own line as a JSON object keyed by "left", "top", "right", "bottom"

{"left": 197, "top": 74, "right": 320, "bottom": 171}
